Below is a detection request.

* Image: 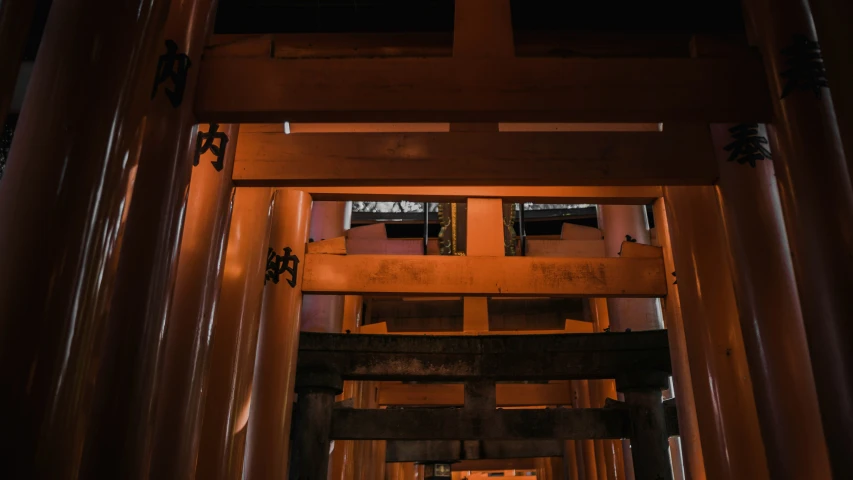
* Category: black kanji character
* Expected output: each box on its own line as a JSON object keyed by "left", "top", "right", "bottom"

{"left": 194, "top": 123, "right": 229, "bottom": 171}
{"left": 724, "top": 123, "right": 772, "bottom": 167}
{"left": 780, "top": 34, "right": 828, "bottom": 99}
{"left": 151, "top": 39, "right": 192, "bottom": 108}
{"left": 265, "top": 247, "right": 300, "bottom": 287}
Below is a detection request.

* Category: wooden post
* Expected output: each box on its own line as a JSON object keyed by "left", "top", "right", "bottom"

{"left": 243, "top": 189, "right": 312, "bottom": 480}
{"left": 571, "top": 381, "right": 599, "bottom": 480}
{"left": 0, "top": 0, "right": 36, "bottom": 124}
{"left": 462, "top": 198, "right": 504, "bottom": 331}
{"left": 620, "top": 387, "right": 672, "bottom": 480}
{"left": 651, "top": 199, "right": 706, "bottom": 480}
{"left": 597, "top": 205, "right": 666, "bottom": 480}
{"left": 588, "top": 299, "right": 626, "bottom": 480}
{"left": 806, "top": 0, "right": 853, "bottom": 176}
{"left": 564, "top": 439, "right": 580, "bottom": 480}
{"left": 302, "top": 201, "right": 351, "bottom": 333}
{"left": 83, "top": 0, "right": 223, "bottom": 475}
{"left": 662, "top": 186, "right": 769, "bottom": 480}
{"left": 711, "top": 123, "right": 832, "bottom": 479}
{"left": 148, "top": 122, "right": 238, "bottom": 478}
{"left": 197, "top": 187, "right": 275, "bottom": 480}
{"left": 289, "top": 368, "right": 343, "bottom": 480}
{"left": 329, "top": 295, "right": 363, "bottom": 480}
{"left": 743, "top": 0, "right": 853, "bottom": 474}
{"left": 0, "top": 0, "right": 172, "bottom": 476}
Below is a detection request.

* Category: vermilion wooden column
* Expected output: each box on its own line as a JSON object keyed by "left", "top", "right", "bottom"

{"left": 807, "top": 0, "right": 853, "bottom": 175}
{"left": 197, "top": 187, "right": 275, "bottom": 480}
{"left": 744, "top": 0, "right": 853, "bottom": 474}
{"left": 0, "top": 0, "right": 171, "bottom": 476}
{"left": 572, "top": 380, "right": 599, "bottom": 480}
{"left": 148, "top": 123, "right": 239, "bottom": 478}
{"left": 87, "top": 1, "right": 221, "bottom": 475}
{"left": 301, "top": 201, "right": 351, "bottom": 332}
{"left": 711, "top": 123, "right": 832, "bottom": 479}
{"left": 329, "top": 295, "right": 363, "bottom": 480}
{"left": 651, "top": 200, "right": 705, "bottom": 480}
{"left": 662, "top": 186, "right": 769, "bottom": 480}
{"left": 596, "top": 205, "right": 662, "bottom": 480}
{"left": 0, "top": 0, "right": 36, "bottom": 124}
{"left": 243, "top": 189, "right": 312, "bottom": 480}
{"left": 588, "top": 298, "right": 626, "bottom": 480}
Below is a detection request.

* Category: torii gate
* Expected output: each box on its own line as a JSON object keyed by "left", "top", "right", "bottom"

{"left": 0, "top": 0, "right": 849, "bottom": 479}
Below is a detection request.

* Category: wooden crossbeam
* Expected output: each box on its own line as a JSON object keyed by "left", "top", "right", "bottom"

{"left": 301, "top": 254, "right": 667, "bottom": 297}
{"left": 195, "top": 57, "right": 771, "bottom": 123}
{"left": 377, "top": 383, "right": 572, "bottom": 407}
{"left": 330, "top": 408, "right": 629, "bottom": 440}
{"left": 297, "top": 331, "right": 672, "bottom": 381}
{"left": 233, "top": 126, "right": 717, "bottom": 186}
{"left": 386, "top": 440, "right": 563, "bottom": 462}
{"left": 280, "top": 186, "right": 663, "bottom": 205}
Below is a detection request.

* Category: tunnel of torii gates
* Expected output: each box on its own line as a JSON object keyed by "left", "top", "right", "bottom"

{"left": 0, "top": 0, "right": 852, "bottom": 479}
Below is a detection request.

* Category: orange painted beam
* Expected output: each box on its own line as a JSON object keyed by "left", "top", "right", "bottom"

{"left": 195, "top": 56, "right": 771, "bottom": 123}
{"left": 233, "top": 126, "right": 717, "bottom": 186}
{"left": 301, "top": 254, "right": 667, "bottom": 298}
{"left": 377, "top": 383, "right": 572, "bottom": 407}
{"left": 278, "top": 186, "right": 661, "bottom": 204}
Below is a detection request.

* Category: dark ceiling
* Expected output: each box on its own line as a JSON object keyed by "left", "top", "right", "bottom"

{"left": 214, "top": 0, "right": 746, "bottom": 34}
{"left": 22, "top": 0, "right": 747, "bottom": 60}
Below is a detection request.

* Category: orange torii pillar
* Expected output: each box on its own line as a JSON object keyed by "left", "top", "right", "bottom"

{"left": 587, "top": 298, "right": 626, "bottom": 480}
{"left": 329, "top": 294, "right": 364, "bottom": 480}
{"left": 148, "top": 123, "right": 240, "bottom": 478}
{"left": 82, "top": 0, "right": 224, "bottom": 475}
{"left": 243, "top": 189, "right": 312, "bottom": 480}
{"left": 0, "top": 0, "right": 172, "bottom": 476}
{"left": 197, "top": 188, "right": 275, "bottom": 480}
{"left": 744, "top": 0, "right": 853, "bottom": 474}
{"left": 302, "top": 201, "right": 351, "bottom": 333}
{"left": 711, "top": 123, "right": 832, "bottom": 479}
{"left": 661, "top": 186, "right": 769, "bottom": 480}
{"left": 596, "top": 205, "right": 684, "bottom": 480}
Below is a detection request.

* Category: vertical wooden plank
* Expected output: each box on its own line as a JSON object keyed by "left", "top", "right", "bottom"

{"left": 463, "top": 198, "right": 505, "bottom": 331}
{"left": 0, "top": 0, "right": 172, "bottom": 476}
{"left": 662, "top": 186, "right": 769, "bottom": 480}
{"left": 198, "top": 188, "right": 275, "bottom": 480}
{"left": 652, "top": 198, "right": 705, "bottom": 480}
{"left": 243, "top": 189, "right": 312, "bottom": 480}
{"left": 453, "top": 0, "right": 514, "bottom": 58}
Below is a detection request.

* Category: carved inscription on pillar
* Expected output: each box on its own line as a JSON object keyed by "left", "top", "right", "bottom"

{"left": 194, "top": 123, "right": 229, "bottom": 171}
{"left": 151, "top": 39, "right": 192, "bottom": 107}
{"left": 724, "top": 123, "right": 771, "bottom": 167}
{"left": 779, "top": 35, "right": 829, "bottom": 99}
{"left": 265, "top": 247, "right": 299, "bottom": 287}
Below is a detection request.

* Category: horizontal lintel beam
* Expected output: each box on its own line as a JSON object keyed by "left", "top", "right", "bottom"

{"left": 297, "top": 331, "right": 672, "bottom": 381}
{"left": 196, "top": 57, "right": 771, "bottom": 123}
{"left": 273, "top": 186, "right": 663, "bottom": 205}
{"left": 331, "top": 407, "right": 629, "bottom": 440}
{"left": 233, "top": 127, "right": 717, "bottom": 186}
{"left": 301, "top": 254, "right": 668, "bottom": 297}
{"left": 377, "top": 382, "right": 572, "bottom": 407}
{"left": 385, "top": 439, "right": 564, "bottom": 462}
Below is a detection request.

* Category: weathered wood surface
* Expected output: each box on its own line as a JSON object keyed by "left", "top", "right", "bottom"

{"left": 297, "top": 331, "right": 672, "bottom": 381}
{"left": 331, "top": 408, "right": 629, "bottom": 440}
{"left": 264, "top": 186, "right": 663, "bottom": 204}
{"left": 377, "top": 383, "right": 573, "bottom": 407}
{"left": 386, "top": 440, "right": 564, "bottom": 462}
{"left": 301, "top": 254, "right": 667, "bottom": 298}
{"left": 233, "top": 126, "right": 717, "bottom": 186}
{"left": 195, "top": 57, "right": 771, "bottom": 123}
